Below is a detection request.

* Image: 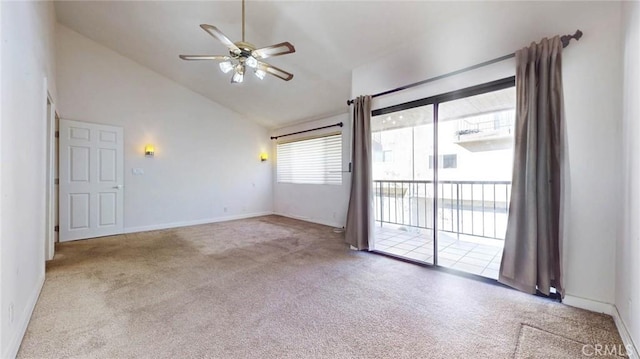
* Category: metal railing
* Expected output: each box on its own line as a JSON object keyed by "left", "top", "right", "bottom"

{"left": 373, "top": 180, "right": 511, "bottom": 240}
{"left": 455, "top": 112, "right": 514, "bottom": 139}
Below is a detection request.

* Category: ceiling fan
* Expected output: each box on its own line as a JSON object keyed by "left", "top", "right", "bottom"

{"left": 179, "top": 0, "right": 295, "bottom": 84}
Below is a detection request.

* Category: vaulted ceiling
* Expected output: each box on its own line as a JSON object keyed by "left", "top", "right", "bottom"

{"left": 54, "top": 1, "right": 468, "bottom": 128}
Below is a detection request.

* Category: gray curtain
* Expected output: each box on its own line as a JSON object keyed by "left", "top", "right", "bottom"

{"left": 499, "top": 36, "right": 565, "bottom": 298}
{"left": 345, "top": 95, "right": 373, "bottom": 250}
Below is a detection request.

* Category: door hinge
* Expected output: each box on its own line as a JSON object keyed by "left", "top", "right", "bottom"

{"left": 54, "top": 225, "right": 59, "bottom": 232}
{"left": 55, "top": 131, "right": 59, "bottom": 138}
{"left": 54, "top": 178, "right": 59, "bottom": 185}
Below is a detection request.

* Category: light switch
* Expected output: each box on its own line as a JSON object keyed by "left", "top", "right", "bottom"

{"left": 132, "top": 168, "right": 144, "bottom": 175}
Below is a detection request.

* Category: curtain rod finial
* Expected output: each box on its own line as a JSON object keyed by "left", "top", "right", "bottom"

{"left": 561, "top": 29, "right": 583, "bottom": 48}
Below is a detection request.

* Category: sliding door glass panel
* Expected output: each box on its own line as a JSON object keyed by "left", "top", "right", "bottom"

{"left": 435, "top": 86, "right": 515, "bottom": 278}
{"left": 371, "top": 105, "right": 435, "bottom": 265}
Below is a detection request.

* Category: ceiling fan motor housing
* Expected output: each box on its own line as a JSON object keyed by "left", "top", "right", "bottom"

{"left": 233, "top": 42, "right": 256, "bottom": 59}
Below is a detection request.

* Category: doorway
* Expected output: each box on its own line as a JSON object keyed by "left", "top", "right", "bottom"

{"left": 371, "top": 78, "right": 515, "bottom": 279}
{"left": 45, "top": 95, "right": 57, "bottom": 260}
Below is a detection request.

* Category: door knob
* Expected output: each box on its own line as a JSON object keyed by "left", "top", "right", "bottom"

{"left": 113, "top": 185, "right": 123, "bottom": 189}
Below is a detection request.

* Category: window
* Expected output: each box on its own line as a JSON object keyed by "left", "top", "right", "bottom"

{"left": 277, "top": 134, "right": 342, "bottom": 185}
{"left": 382, "top": 150, "right": 394, "bottom": 162}
{"left": 428, "top": 154, "right": 457, "bottom": 169}
{"left": 442, "top": 154, "right": 457, "bottom": 168}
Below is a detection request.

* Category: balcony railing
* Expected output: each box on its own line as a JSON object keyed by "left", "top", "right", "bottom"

{"left": 373, "top": 180, "right": 511, "bottom": 240}
{"left": 454, "top": 110, "right": 515, "bottom": 139}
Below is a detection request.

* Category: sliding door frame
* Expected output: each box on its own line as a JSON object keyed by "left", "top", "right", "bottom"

{"left": 371, "top": 76, "right": 515, "bottom": 267}
{"left": 371, "top": 77, "right": 515, "bottom": 118}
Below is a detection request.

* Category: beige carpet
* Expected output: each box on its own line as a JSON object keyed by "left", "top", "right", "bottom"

{"left": 18, "top": 215, "right": 624, "bottom": 358}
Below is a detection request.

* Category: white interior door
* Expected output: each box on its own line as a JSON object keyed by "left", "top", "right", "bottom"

{"left": 59, "top": 119, "right": 124, "bottom": 241}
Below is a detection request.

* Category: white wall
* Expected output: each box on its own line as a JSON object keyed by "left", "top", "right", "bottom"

{"left": 56, "top": 25, "right": 273, "bottom": 232}
{"left": 1, "top": 2, "right": 58, "bottom": 358}
{"left": 352, "top": 2, "right": 622, "bottom": 305}
{"left": 617, "top": 0, "right": 640, "bottom": 349}
{"left": 272, "top": 113, "right": 350, "bottom": 228}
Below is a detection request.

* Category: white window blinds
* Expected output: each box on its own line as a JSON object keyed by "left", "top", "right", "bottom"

{"left": 277, "top": 134, "right": 342, "bottom": 185}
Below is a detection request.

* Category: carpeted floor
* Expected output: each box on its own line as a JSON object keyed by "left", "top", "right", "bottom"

{"left": 18, "top": 215, "right": 625, "bottom": 358}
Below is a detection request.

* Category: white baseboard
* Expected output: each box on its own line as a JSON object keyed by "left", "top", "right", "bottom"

{"left": 563, "top": 295, "right": 639, "bottom": 357}
{"left": 2, "top": 273, "right": 45, "bottom": 359}
{"left": 123, "top": 211, "right": 274, "bottom": 234}
{"left": 563, "top": 295, "right": 615, "bottom": 315}
{"left": 272, "top": 212, "right": 344, "bottom": 229}
{"left": 611, "top": 306, "right": 639, "bottom": 358}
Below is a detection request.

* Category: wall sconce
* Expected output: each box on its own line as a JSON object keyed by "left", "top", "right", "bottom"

{"left": 145, "top": 144, "right": 155, "bottom": 157}
{"left": 260, "top": 152, "right": 268, "bottom": 162}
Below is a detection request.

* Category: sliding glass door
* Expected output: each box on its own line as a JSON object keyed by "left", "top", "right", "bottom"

{"left": 371, "top": 105, "right": 435, "bottom": 265}
{"left": 370, "top": 78, "right": 515, "bottom": 280}
{"left": 434, "top": 86, "right": 515, "bottom": 279}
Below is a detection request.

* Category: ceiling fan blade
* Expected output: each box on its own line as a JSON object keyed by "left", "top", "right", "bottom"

{"left": 252, "top": 42, "right": 296, "bottom": 59}
{"left": 200, "top": 24, "right": 241, "bottom": 55}
{"left": 259, "top": 62, "right": 294, "bottom": 81}
{"left": 179, "top": 55, "right": 229, "bottom": 61}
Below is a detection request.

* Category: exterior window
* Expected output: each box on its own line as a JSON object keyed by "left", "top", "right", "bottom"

{"left": 383, "top": 150, "right": 394, "bottom": 162}
{"left": 428, "top": 154, "right": 457, "bottom": 169}
{"left": 442, "top": 154, "right": 457, "bottom": 168}
{"left": 276, "top": 134, "right": 342, "bottom": 185}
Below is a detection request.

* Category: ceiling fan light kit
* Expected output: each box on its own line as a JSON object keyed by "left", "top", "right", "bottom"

{"left": 231, "top": 65, "right": 244, "bottom": 84}
{"left": 219, "top": 60, "right": 234, "bottom": 74}
{"left": 255, "top": 69, "right": 266, "bottom": 80}
{"left": 179, "top": 0, "right": 295, "bottom": 84}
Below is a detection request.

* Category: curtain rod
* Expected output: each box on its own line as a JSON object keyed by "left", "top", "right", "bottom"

{"left": 347, "top": 29, "right": 583, "bottom": 106}
{"left": 270, "top": 122, "right": 343, "bottom": 140}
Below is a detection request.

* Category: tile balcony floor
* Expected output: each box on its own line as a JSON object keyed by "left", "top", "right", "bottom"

{"left": 373, "top": 223, "right": 504, "bottom": 280}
